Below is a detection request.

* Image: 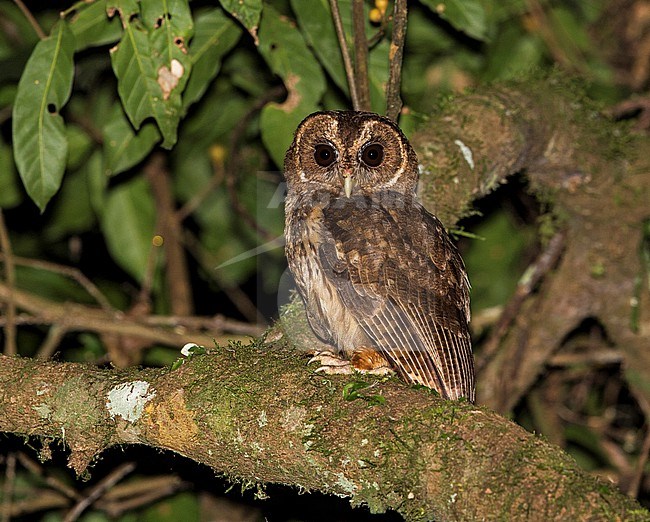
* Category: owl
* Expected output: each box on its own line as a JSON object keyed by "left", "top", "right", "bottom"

{"left": 284, "top": 111, "right": 475, "bottom": 402}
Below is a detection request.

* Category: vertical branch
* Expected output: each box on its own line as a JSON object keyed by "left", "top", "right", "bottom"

{"left": 352, "top": 0, "right": 371, "bottom": 111}
{"left": 385, "top": 0, "right": 408, "bottom": 121}
{"left": 0, "top": 210, "right": 16, "bottom": 356}
{"left": 329, "top": 0, "right": 360, "bottom": 110}
{"left": 145, "top": 153, "right": 193, "bottom": 316}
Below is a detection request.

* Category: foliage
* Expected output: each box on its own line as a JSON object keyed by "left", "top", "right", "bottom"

{"left": 1, "top": 0, "right": 646, "bottom": 519}
{"left": 0, "top": 0, "right": 618, "bottom": 318}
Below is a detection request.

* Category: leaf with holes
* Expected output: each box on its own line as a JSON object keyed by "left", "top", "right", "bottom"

{"left": 183, "top": 7, "right": 241, "bottom": 112}
{"left": 258, "top": 6, "right": 326, "bottom": 166}
{"left": 109, "top": 7, "right": 177, "bottom": 149}
{"left": 420, "top": 0, "right": 488, "bottom": 42}
{"left": 70, "top": 0, "right": 121, "bottom": 51}
{"left": 12, "top": 21, "right": 75, "bottom": 212}
{"left": 101, "top": 176, "right": 156, "bottom": 282}
{"left": 141, "top": 0, "right": 194, "bottom": 107}
{"left": 106, "top": 0, "right": 139, "bottom": 18}
{"left": 219, "top": 0, "right": 262, "bottom": 44}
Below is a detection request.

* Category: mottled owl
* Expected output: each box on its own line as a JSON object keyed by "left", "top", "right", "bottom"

{"left": 284, "top": 111, "right": 475, "bottom": 402}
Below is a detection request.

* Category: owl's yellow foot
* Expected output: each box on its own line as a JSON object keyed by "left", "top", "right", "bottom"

{"left": 308, "top": 348, "right": 393, "bottom": 376}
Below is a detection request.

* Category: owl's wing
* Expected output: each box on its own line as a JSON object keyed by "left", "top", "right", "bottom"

{"left": 320, "top": 195, "right": 474, "bottom": 401}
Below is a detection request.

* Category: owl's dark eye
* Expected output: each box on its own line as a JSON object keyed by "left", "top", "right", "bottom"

{"left": 314, "top": 144, "right": 336, "bottom": 167}
{"left": 360, "top": 143, "right": 384, "bottom": 167}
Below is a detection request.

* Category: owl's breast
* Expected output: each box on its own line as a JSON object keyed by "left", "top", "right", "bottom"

{"left": 285, "top": 199, "right": 368, "bottom": 355}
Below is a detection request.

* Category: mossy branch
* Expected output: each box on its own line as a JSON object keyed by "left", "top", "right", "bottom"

{"left": 0, "top": 340, "right": 645, "bottom": 521}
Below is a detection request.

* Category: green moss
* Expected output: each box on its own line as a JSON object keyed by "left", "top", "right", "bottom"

{"left": 50, "top": 376, "right": 102, "bottom": 435}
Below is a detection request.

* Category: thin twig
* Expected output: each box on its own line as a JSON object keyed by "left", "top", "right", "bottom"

{"left": 225, "top": 85, "right": 284, "bottom": 244}
{"left": 0, "top": 281, "right": 250, "bottom": 348}
{"left": 183, "top": 231, "right": 266, "bottom": 325}
{"left": 96, "top": 475, "right": 187, "bottom": 517}
{"left": 13, "top": 0, "right": 46, "bottom": 40}
{"left": 144, "top": 314, "right": 264, "bottom": 337}
{"left": 60, "top": 0, "right": 96, "bottom": 19}
{"left": 63, "top": 462, "right": 136, "bottom": 522}
{"left": 16, "top": 452, "right": 81, "bottom": 501}
{"left": 0, "top": 210, "right": 17, "bottom": 355}
{"left": 385, "top": 0, "right": 408, "bottom": 121}
{"left": 329, "top": 0, "right": 360, "bottom": 110}
{"left": 627, "top": 396, "right": 650, "bottom": 497}
{"left": 1, "top": 454, "right": 16, "bottom": 522}
{"left": 176, "top": 161, "right": 225, "bottom": 221}
{"left": 608, "top": 96, "right": 650, "bottom": 131}
{"left": 36, "top": 323, "right": 68, "bottom": 359}
{"left": 352, "top": 0, "right": 371, "bottom": 111}
{"left": 0, "top": 253, "right": 114, "bottom": 311}
{"left": 476, "top": 230, "right": 567, "bottom": 374}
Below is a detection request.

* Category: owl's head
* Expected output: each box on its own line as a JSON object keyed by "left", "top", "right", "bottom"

{"left": 284, "top": 111, "right": 418, "bottom": 198}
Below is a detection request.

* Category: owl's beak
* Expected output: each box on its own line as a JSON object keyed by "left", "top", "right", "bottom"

{"left": 344, "top": 176, "right": 354, "bottom": 198}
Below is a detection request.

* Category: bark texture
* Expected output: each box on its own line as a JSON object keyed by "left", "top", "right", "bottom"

{"left": 0, "top": 341, "right": 646, "bottom": 521}
{"left": 410, "top": 79, "right": 650, "bottom": 414}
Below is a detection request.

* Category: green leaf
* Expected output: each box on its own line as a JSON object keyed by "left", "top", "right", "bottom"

{"left": 141, "top": 0, "right": 194, "bottom": 79}
{"left": 83, "top": 150, "right": 108, "bottom": 216}
{"left": 342, "top": 381, "right": 386, "bottom": 405}
{"left": 482, "top": 26, "right": 543, "bottom": 82}
{"left": 101, "top": 176, "right": 156, "bottom": 282}
{"left": 106, "top": 0, "right": 139, "bottom": 18}
{"left": 103, "top": 104, "right": 160, "bottom": 176}
{"left": 0, "top": 137, "right": 21, "bottom": 208}
{"left": 66, "top": 124, "right": 93, "bottom": 170}
{"left": 0, "top": 2, "right": 41, "bottom": 54}
{"left": 421, "top": 0, "right": 488, "bottom": 42}
{"left": 70, "top": 0, "right": 121, "bottom": 51}
{"left": 292, "top": 0, "right": 388, "bottom": 113}
{"left": 44, "top": 168, "right": 95, "bottom": 241}
{"left": 183, "top": 8, "right": 241, "bottom": 112}
{"left": 292, "top": 0, "right": 345, "bottom": 91}
{"left": 258, "top": 6, "right": 326, "bottom": 166}
{"left": 218, "top": 0, "right": 262, "bottom": 44}
{"left": 109, "top": 0, "right": 194, "bottom": 149}
{"left": 12, "top": 21, "right": 75, "bottom": 212}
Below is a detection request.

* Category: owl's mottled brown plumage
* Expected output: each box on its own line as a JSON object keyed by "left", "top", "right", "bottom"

{"left": 284, "top": 111, "right": 475, "bottom": 401}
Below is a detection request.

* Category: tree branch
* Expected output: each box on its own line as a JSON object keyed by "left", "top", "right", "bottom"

{"left": 352, "top": 0, "right": 371, "bottom": 111}
{"left": 385, "top": 0, "right": 408, "bottom": 121}
{"left": 0, "top": 282, "right": 251, "bottom": 349}
{"left": 410, "top": 80, "right": 650, "bottom": 415}
{"left": 0, "top": 345, "right": 644, "bottom": 521}
{"left": 145, "top": 153, "right": 194, "bottom": 316}
{"left": 329, "top": 0, "right": 360, "bottom": 110}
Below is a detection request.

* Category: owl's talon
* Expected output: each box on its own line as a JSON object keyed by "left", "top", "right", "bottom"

{"left": 314, "top": 364, "right": 353, "bottom": 375}
{"left": 308, "top": 351, "right": 351, "bottom": 369}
